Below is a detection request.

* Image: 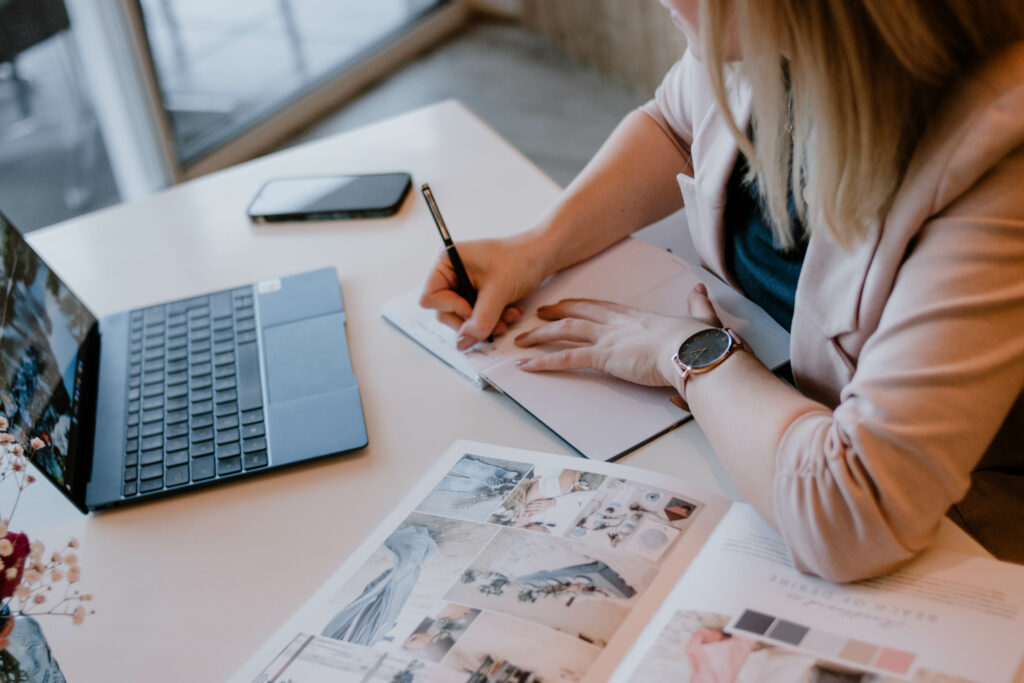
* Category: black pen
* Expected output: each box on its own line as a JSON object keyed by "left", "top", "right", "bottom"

{"left": 421, "top": 183, "right": 478, "bottom": 307}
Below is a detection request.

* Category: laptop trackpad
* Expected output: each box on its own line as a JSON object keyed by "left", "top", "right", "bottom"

{"left": 262, "top": 313, "right": 356, "bottom": 403}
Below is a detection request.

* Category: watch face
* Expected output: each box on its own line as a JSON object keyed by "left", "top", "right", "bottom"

{"left": 677, "top": 328, "right": 732, "bottom": 369}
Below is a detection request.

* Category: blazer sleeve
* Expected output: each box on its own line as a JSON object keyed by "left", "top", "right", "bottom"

{"left": 638, "top": 51, "right": 698, "bottom": 176}
{"left": 773, "top": 144, "right": 1024, "bottom": 582}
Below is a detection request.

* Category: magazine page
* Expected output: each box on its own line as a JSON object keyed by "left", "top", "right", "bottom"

{"left": 229, "top": 440, "right": 732, "bottom": 683}
{"left": 611, "top": 504, "right": 1024, "bottom": 683}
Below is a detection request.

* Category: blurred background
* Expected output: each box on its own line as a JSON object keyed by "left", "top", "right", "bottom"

{"left": 0, "top": 0, "right": 684, "bottom": 232}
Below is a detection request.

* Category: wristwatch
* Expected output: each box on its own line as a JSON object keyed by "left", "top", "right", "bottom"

{"left": 670, "top": 328, "right": 744, "bottom": 400}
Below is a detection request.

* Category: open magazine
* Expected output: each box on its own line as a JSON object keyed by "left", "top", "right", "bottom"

{"left": 382, "top": 237, "right": 790, "bottom": 462}
{"left": 231, "top": 441, "right": 1024, "bottom": 683}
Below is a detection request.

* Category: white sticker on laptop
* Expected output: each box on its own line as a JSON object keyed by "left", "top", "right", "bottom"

{"left": 257, "top": 279, "right": 281, "bottom": 294}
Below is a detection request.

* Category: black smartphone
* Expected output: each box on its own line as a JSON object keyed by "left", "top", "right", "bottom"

{"left": 246, "top": 172, "right": 412, "bottom": 223}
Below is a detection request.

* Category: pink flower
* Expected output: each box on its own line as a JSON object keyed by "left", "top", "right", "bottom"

{"left": 29, "top": 438, "right": 44, "bottom": 451}
{"left": 0, "top": 434, "right": 13, "bottom": 445}
{"left": 0, "top": 540, "right": 12, "bottom": 557}
{"left": 64, "top": 553, "right": 77, "bottom": 566}
{"left": 50, "top": 552, "right": 61, "bottom": 564}
{"left": 67, "top": 538, "right": 79, "bottom": 549}
{"left": 68, "top": 566, "right": 80, "bottom": 583}
{"left": 29, "top": 541, "right": 44, "bottom": 561}
{"left": 72, "top": 606, "right": 85, "bottom": 625}
{"left": 50, "top": 570, "right": 63, "bottom": 582}
{"left": 32, "top": 594, "right": 45, "bottom": 605}
{"left": 0, "top": 533, "right": 29, "bottom": 599}
{"left": 9, "top": 444, "right": 22, "bottom": 457}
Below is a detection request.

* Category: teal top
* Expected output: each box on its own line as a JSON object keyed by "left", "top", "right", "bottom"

{"left": 723, "top": 157, "right": 808, "bottom": 332}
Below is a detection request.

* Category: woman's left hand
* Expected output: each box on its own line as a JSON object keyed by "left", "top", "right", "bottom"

{"left": 514, "top": 284, "right": 723, "bottom": 387}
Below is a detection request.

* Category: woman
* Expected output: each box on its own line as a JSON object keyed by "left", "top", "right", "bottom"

{"left": 420, "top": 1, "right": 1024, "bottom": 581}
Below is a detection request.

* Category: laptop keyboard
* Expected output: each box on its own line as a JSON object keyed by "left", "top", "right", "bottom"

{"left": 122, "top": 288, "right": 268, "bottom": 497}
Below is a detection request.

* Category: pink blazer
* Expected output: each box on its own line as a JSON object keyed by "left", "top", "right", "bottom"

{"left": 641, "top": 44, "right": 1024, "bottom": 580}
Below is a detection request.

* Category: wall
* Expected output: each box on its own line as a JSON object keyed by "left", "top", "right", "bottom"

{"left": 518, "top": 0, "right": 686, "bottom": 95}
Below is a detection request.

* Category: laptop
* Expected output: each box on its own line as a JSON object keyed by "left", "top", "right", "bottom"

{"left": 0, "top": 210, "right": 367, "bottom": 511}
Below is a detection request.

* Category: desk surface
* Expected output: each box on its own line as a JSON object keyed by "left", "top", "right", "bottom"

{"left": 19, "top": 100, "right": 985, "bottom": 682}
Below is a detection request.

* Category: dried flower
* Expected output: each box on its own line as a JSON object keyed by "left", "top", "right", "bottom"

{"left": 0, "top": 533, "right": 29, "bottom": 599}
{"left": 80, "top": 594, "right": 92, "bottom": 602}
{"left": 0, "top": 426, "right": 94, "bottom": 632}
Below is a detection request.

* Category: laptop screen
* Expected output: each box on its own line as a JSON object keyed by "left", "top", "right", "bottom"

{"left": 0, "top": 212, "right": 97, "bottom": 497}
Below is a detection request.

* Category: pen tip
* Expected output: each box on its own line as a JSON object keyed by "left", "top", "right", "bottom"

{"left": 420, "top": 183, "right": 431, "bottom": 192}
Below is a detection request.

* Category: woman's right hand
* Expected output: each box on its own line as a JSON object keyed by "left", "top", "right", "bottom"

{"left": 419, "top": 234, "right": 551, "bottom": 350}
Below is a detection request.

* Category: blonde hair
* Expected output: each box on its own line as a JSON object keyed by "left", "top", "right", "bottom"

{"left": 700, "top": 1, "right": 1024, "bottom": 248}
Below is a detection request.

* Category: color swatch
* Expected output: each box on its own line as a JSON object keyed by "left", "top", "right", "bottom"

{"left": 728, "top": 608, "right": 917, "bottom": 676}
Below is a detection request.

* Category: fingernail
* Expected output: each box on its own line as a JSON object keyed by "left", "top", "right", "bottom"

{"left": 515, "top": 358, "right": 529, "bottom": 367}
{"left": 695, "top": 283, "right": 707, "bottom": 295}
{"left": 457, "top": 334, "right": 473, "bottom": 350}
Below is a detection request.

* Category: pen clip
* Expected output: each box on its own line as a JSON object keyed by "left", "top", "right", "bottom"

{"left": 420, "top": 184, "right": 452, "bottom": 244}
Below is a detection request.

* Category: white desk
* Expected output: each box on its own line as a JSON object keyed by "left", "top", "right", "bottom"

{"left": 18, "top": 100, "right": 985, "bottom": 682}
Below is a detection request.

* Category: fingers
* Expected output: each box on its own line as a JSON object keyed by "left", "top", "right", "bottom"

{"left": 513, "top": 318, "right": 601, "bottom": 347}
{"left": 536, "top": 298, "right": 635, "bottom": 323}
{"left": 516, "top": 347, "right": 597, "bottom": 373}
{"left": 427, "top": 290, "right": 522, "bottom": 341}
{"left": 687, "top": 283, "right": 723, "bottom": 327}
{"left": 436, "top": 311, "right": 464, "bottom": 332}
{"left": 436, "top": 312, "right": 508, "bottom": 337}
{"left": 420, "top": 255, "right": 475, "bottom": 320}
{"left": 458, "top": 286, "right": 511, "bottom": 349}
{"left": 501, "top": 305, "right": 524, "bottom": 325}
{"left": 422, "top": 288, "right": 473, "bottom": 320}
{"left": 419, "top": 253, "right": 458, "bottom": 304}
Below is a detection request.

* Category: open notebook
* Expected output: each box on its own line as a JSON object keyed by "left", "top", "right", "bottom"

{"left": 383, "top": 223, "right": 790, "bottom": 461}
